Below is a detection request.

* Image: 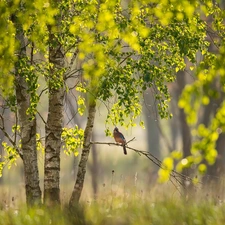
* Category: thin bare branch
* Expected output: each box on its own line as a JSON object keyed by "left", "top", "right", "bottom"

{"left": 37, "top": 111, "right": 46, "bottom": 125}
{"left": 13, "top": 110, "right": 18, "bottom": 144}
{"left": 118, "top": 52, "right": 133, "bottom": 66}
{"left": 65, "top": 68, "right": 82, "bottom": 80}
{"left": 39, "top": 87, "right": 48, "bottom": 98}
{"left": 126, "top": 137, "right": 135, "bottom": 144}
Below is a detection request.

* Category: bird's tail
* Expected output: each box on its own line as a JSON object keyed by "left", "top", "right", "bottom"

{"left": 123, "top": 145, "right": 127, "bottom": 155}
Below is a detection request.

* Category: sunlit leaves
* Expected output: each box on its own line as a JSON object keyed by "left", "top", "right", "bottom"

{"left": 17, "top": 57, "right": 40, "bottom": 120}
{"left": 105, "top": 95, "right": 142, "bottom": 134}
{"left": 18, "top": 0, "right": 57, "bottom": 52}
{"left": 46, "top": 66, "right": 65, "bottom": 91}
{"left": 67, "top": 0, "right": 212, "bottom": 139}
{"left": 76, "top": 83, "right": 86, "bottom": 116}
{"left": 178, "top": 51, "right": 225, "bottom": 175}
{"left": 0, "top": 142, "right": 19, "bottom": 177}
{"left": 61, "top": 126, "right": 84, "bottom": 156}
{"left": 178, "top": 83, "right": 202, "bottom": 125}
{"left": 198, "top": 163, "right": 207, "bottom": 175}
{"left": 139, "top": 120, "right": 145, "bottom": 129}
{"left": 12, "top": 124, "right": 20, "bottom": 133}
{"left": 0, "top": 0, "right": 57, "bottom": 95}
{"left": 0, "top": 1, "right": 16, "bottom": 94}
{"left": 158, "top": 157, "right": 174, "bottom": 183}
{"left": 76, "top": 83, "right": 87, "bottom": 93}
{"left": 36, "top": 133, "right": 44, "bottom": 153}
{"left": 77, "top": 96, "right": 86, "bottom": 116}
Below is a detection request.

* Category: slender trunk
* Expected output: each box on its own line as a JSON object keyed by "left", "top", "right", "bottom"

{"left": 44, "top": 28, "right": 65, "bottom": 205}
{"left": 0, "top": 127, "right": 3, "bottom": 184}
{"left": 203, "top": 94, "right": 225, "bottom": 185}
{"left": 14, "top": 17, "right": 41, "bottom": 206}
{"left": 91, "top": 146, "right": 99, "bottom": 198}
{"left": 69, "top": 101, "right": 96, "bottom": 206}
{"left": 89, "top": 131, "right": 99, "bottom": 198}
{"left": 176, "top": 71, "right": 192, "bottom": 195}
{"left": 143, "top": 90, "right": 160, "bottom": 159}
{"left": 169, "top": 84, "right": 180, "bottom": 150}
{"left": 176, "top": 72, "right": 192, "bottom": 159}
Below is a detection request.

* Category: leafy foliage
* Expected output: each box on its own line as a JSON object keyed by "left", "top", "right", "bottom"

{"left": 173, "top": 2, "right": 225, "bottom": 176}
{"left": 67, "top": 0, "right": 210, "bottom": 134}
{"left": 16, "top": 57, "right": 40, "bottom": 120}
{"left": 0, "top": 142, "right": 19, "bottom": 177}
{"left": 0, "top": 0, "right": 56, "bottom": 95}
{"left": 1, "top": 0, "right": 225, "bottom": 186}
{"left": 61, "top": 126, "right": 84, "bottom": 156}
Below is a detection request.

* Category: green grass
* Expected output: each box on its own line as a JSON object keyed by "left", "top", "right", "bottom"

{"left": 1, "top": 194, "right": 225, "bottom": 225}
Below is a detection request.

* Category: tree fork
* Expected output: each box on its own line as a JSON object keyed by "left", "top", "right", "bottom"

{"left": 69, "top": 101, "right": 96, "bottom": 206}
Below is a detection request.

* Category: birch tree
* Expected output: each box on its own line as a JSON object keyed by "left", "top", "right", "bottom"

{"left": 13, "top": 15, "right": 42, "bottom": 206}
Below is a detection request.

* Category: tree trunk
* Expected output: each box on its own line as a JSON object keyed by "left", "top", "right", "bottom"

{"left": 15, "top": 62, "right": 42, "bottom": 206}
{"left": 69, "top": 101, "right": 96, "bottom": 206}
{"left": 143, "top": 90, "right": 160, "bottom": 159}
{"left": 44, "top": 89, "right": 64, "bottom": 205}
{"left": 176, "top": 71, "right": 192, "bottom": 159}
{"left": 203, "top": 95, "right": 225, "bottom": 185}
{"left": 14, "top": 18, "right": 41, "bottom": 206}
{"left": 0, "top": 117, "right": 4, "bottom": 184}
{"left": 176, "top": 71, "right": 192, "bottom": 195}
{"left": 89, "top": 131, "right": 99, "bottom": 199}
{"left": 44, "top": 29, "right": 65, "bottom": 205}
{"left": 169, "top": 84, "right": 180, "bottom": 150}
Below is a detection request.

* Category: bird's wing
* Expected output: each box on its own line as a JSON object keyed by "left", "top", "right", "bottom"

{"left": 119, "top": 132, "right": 125, "bottom": 140}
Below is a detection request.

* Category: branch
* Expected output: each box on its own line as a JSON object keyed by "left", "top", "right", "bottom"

{"left": 118, "top": 52, "right": 133, "bottom": 66}
{"left": 0, "top": 114, "right": 23, "bottom": 159}
{"left": 90, "top": 140, "right": 200, "bottom": 191}
{"left": 39, "top": 87, "right": 48, "bottom": 98}
{"left": 37, "top": 111, "right": 46, "bottom": 125}
{"left": 126, "top": 137, "right": 135, "bottom": 144}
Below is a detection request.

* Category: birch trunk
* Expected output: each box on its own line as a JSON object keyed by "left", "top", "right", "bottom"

{"left": 44, "top": 31, "right": 65, "bottom": 205}
{"left": 69, "top": 101, "right": 96, "bottom": 206}
{"left": 15, "top": 22, "right": 41, "bottom": 206}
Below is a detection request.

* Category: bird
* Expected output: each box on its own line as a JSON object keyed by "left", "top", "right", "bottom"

{"left": 113, "top": 127, "right": 127, "bottom": 155}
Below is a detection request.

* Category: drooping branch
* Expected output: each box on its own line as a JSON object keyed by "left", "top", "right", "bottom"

{"left": 90, "top": 140, "right": 200, "bottom": 191}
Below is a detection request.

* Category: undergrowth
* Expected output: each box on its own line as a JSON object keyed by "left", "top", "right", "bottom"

{"left": 0, "top": 194, "right": 225, "bottom": 225}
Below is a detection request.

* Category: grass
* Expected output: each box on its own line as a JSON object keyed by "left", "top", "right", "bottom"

{"left": 1, "top": 160, "right": 225, "bottom": 225}
{"left": 1, "top": 190, "right": 225, "bottom": 225}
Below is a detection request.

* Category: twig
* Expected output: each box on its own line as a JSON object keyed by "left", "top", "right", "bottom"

{"left": 126, "top": 137, "right": 135, "bottom": 144}
{"left": 39, "top": 87, "right": 48, "bottom": 98}
{"left": 37, "top": 111, "right": 46, "bottom": 125}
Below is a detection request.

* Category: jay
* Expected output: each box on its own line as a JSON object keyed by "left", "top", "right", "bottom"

{"left": 113, "top": 127, "right": 127, "bottom": 155}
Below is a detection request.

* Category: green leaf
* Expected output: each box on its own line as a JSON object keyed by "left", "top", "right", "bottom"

{"left": 198, "top": 164, "right": 207, "bottom": 175}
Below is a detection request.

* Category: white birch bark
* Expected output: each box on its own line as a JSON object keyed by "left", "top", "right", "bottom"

{"left": 44, "top": 31, "right": 65, "bottom": 205}
{"left": 15, "top": 22, "right": 41, "bottom": 206}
